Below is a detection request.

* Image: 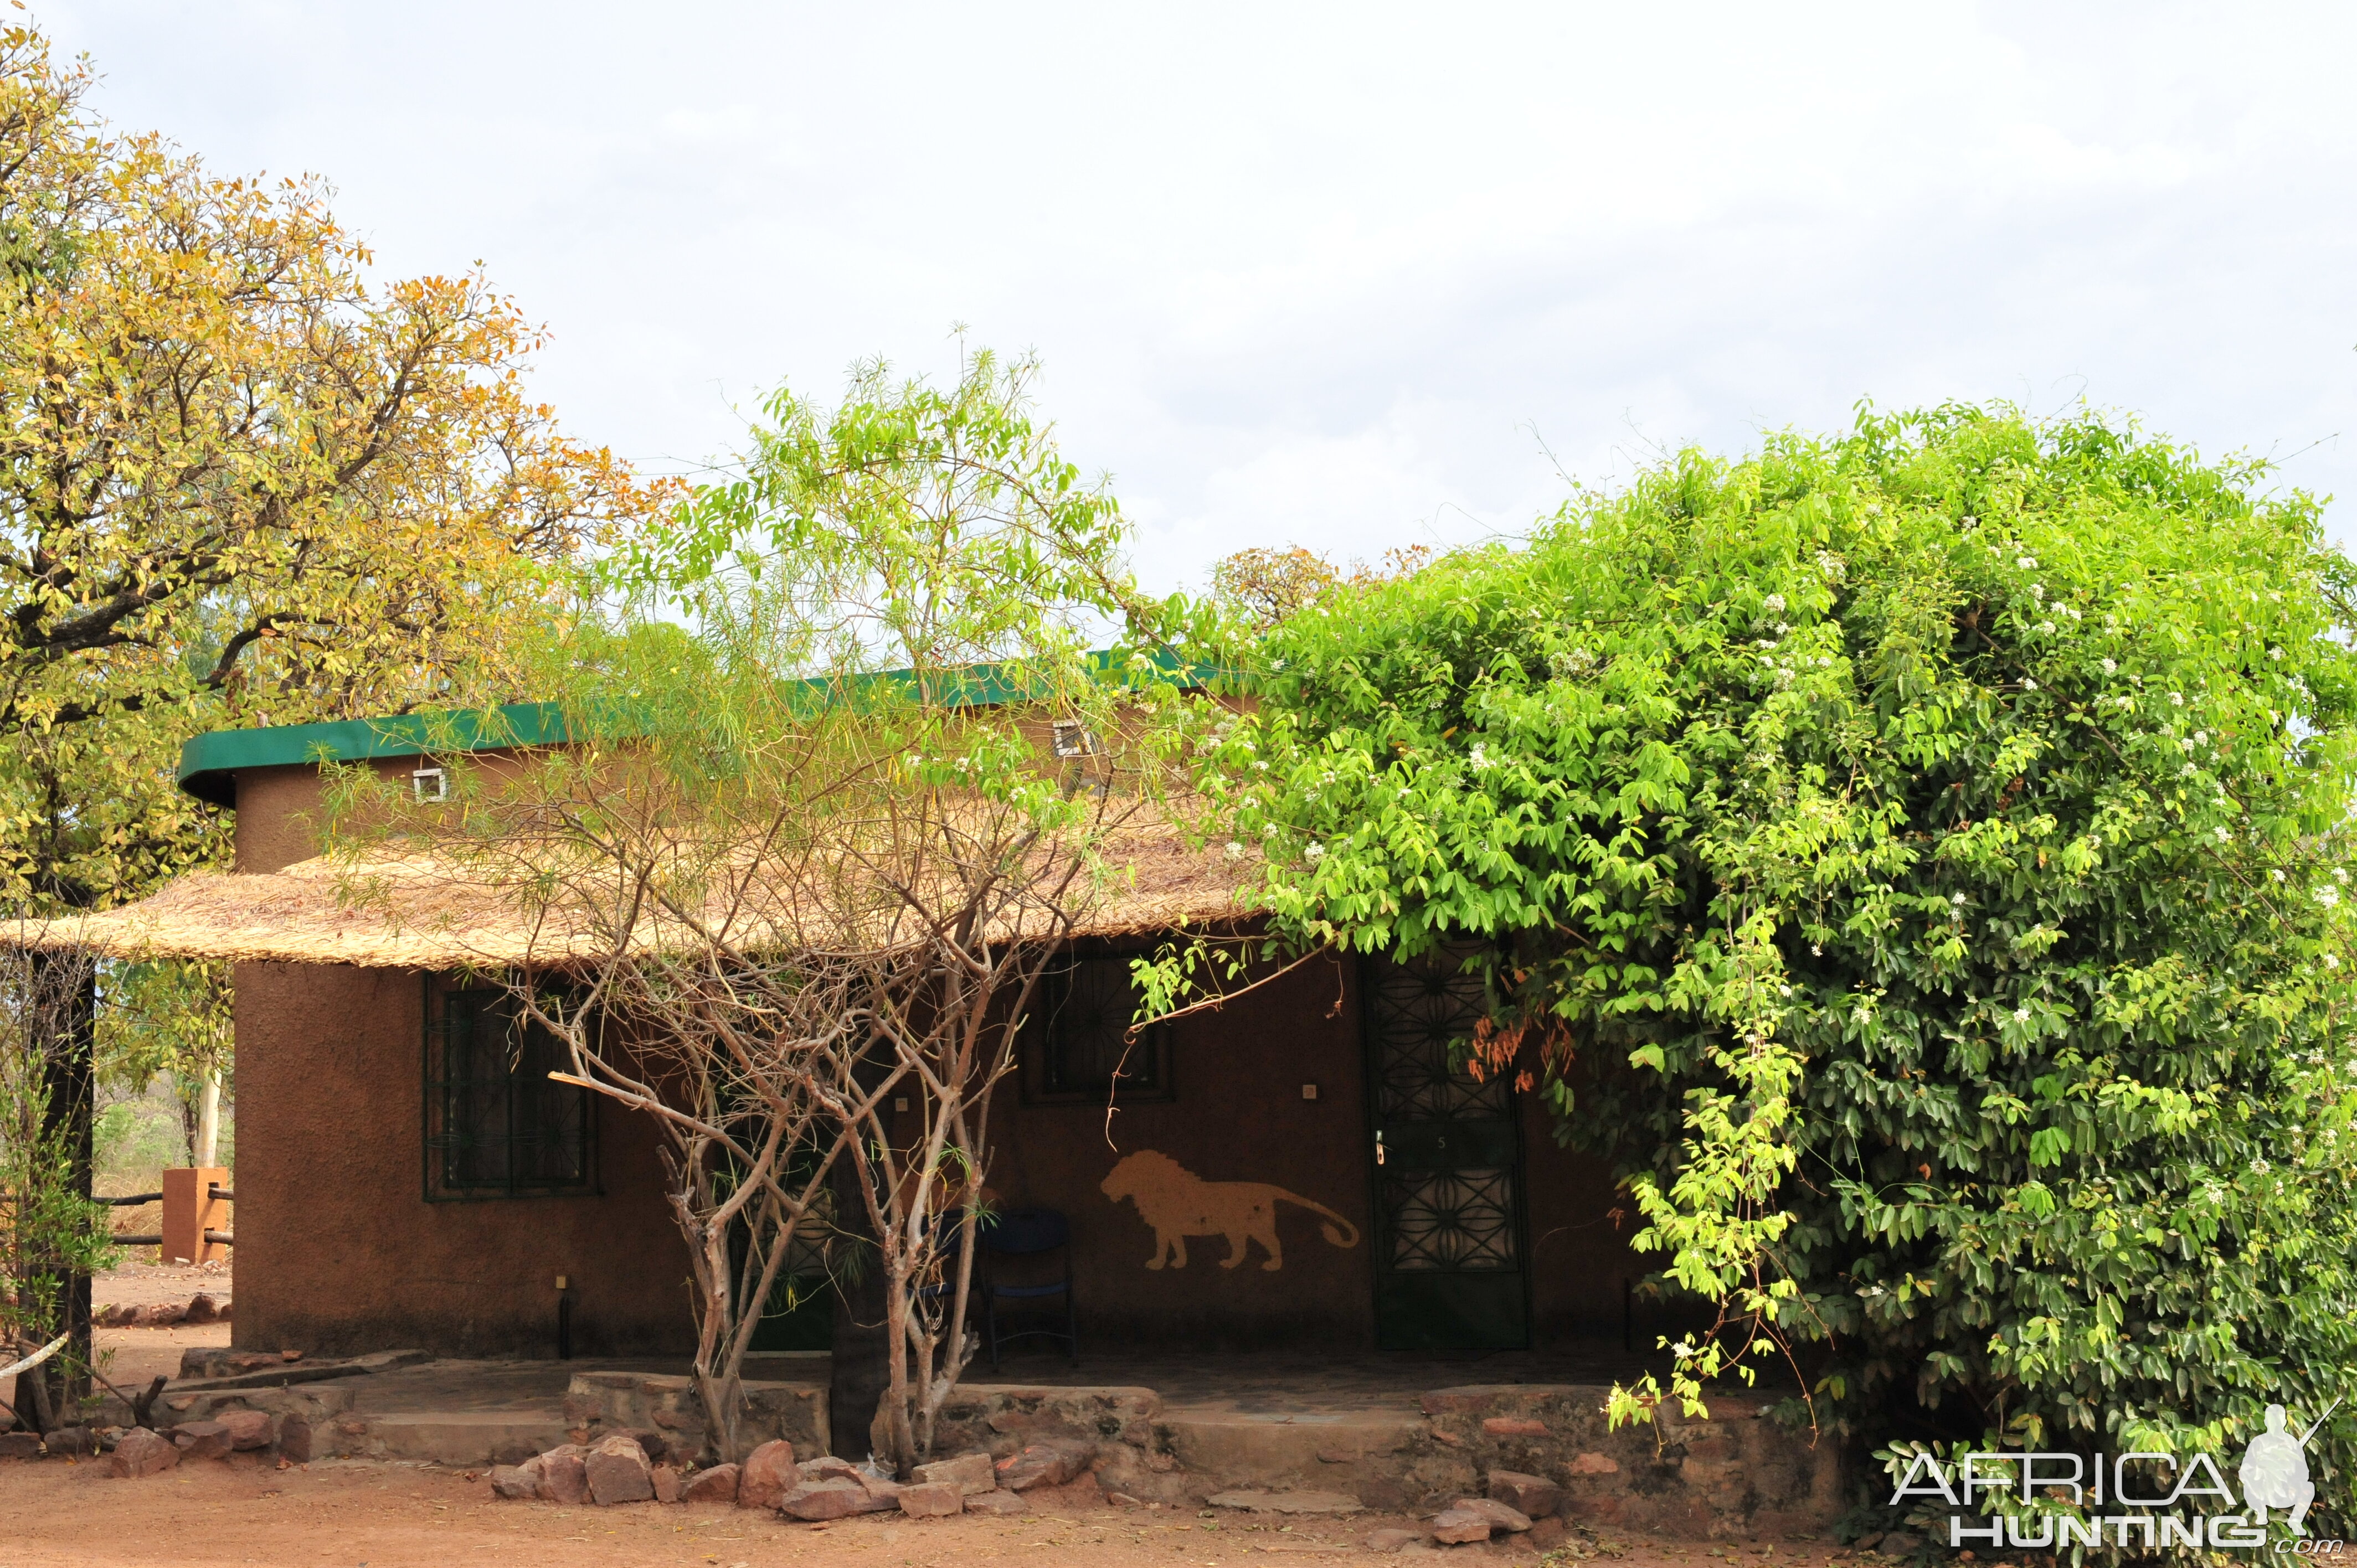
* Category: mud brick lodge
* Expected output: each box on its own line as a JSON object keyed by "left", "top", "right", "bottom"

{"left": 52, "top": 704, "right": 1653, "bottom": 1365}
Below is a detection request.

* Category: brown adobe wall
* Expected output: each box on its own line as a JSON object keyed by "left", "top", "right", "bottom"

{"left": 231, "top": 942, "right": 1645, "bottom": 1362}
{"left": 230, "top": 959, "right": 695, "bottom": 1359}
{"left": 231, "top": 763, "right": 334, "bottom": 873}
{"left": 1522, "top": 1092, "right": 1650, "bottom": 1344}
{"left": 223, "top": 747, "right": 1645, "bottom": 1358}
{"left": 972, "top": 951, "right": 1648, "bottom": 1353}
{"left": 980, "top": 950, "right": 1380, "bottom": 1349}
{"left": 230, "top": 753, "right": 528, "bottom": 873}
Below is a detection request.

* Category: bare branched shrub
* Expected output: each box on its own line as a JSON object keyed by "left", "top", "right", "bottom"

{"left": 327, "top": 347, "right": 1213, "bottom": 1472}
{"left": 333, "top": 684, "right": 1167, "bottom": 1468}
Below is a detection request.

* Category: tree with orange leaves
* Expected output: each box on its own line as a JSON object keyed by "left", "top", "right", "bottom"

{"left": 1210, "top": 544, "right": 1432, "bottom": 631}
{"left": 0, "top": 20, "right": 668, "bottom": 1426}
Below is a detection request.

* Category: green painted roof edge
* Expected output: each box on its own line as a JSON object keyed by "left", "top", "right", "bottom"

{"left": 176, "top": 647, "right": 1224, "bottom": 808}
{"left": 175, "top": 702, "right": 567, "bottom": 807}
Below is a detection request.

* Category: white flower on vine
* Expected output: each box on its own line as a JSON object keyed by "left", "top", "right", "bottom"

{"left": 2318, "top": 886, "right": 2340, "bottom": 909}
{"left": 2018, "top": 555, "right": 2037, "bottom": 569}
{"left": 2270, "top": 647, "right": 2286, "bottom": 661}
{"left": 2216, "top": 827, "right": 2232, "bottom": 842}
{"left": 2014, "top": 1007, "right": 2030, "bottom": 1022}
{"left": 2336, "top": 868, "right": 2349, "bottom": 884}
{"left": 2102, "top": 658, "right": 2117, "bottom": 674}
{"left": 2022, "top": 678, "right": 2039, "bottom": 691}
{"left": 1224, "top": 841, "right": 1243, "bottom": 860}
{"left": 2326, "top": 952, "right": 2342, "bottom": 969}
{"left": 2251, "top": 1158, "right": 2270, "bottom": 1174}
{"left": 2170, "top": 692, "right": 2185, "bottom": 705}
{"left": 2273, "top": 869, "right": 2288, "bottom": 882}
{"left": 1762, "top": 593, "right": 1787, "bottom": 615}
{"left": 1952, "top": 893, "right": 1967, "bottom": 906}
{"left": 2039, "top": 621, "right": 2057, "bottom": 635}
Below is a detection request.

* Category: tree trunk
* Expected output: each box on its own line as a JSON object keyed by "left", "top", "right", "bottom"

{"left": 177, "top": 1076, "right": 200, "bottom": 1167}
{"left": 195, "top": 1071, "right": 220, "bottom": 1167}
{"left": 826, "top": 1145, "right": 889, "bottom": 1461}
{"left": 13, "top": 1360, "right": 56, "bottom": 1434}
{"left": 32, "top": 951, "right": 94, "bottom": 1417}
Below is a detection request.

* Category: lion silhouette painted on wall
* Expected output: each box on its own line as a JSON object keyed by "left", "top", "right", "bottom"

{"left": 1099, "top": 1150, "right": 1361, "bottom": 1271}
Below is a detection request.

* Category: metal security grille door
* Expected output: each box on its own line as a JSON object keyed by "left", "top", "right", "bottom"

{"left": 744, "top": 1170, "right": 836, "bottom": 1351}
{"left": 1362, "top": 953, "right": 1529, "bottom": 1350}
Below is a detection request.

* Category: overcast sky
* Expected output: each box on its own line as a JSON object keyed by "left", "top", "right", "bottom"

{"left": 39, "top": 3, "right": 2357, "bottom": 592}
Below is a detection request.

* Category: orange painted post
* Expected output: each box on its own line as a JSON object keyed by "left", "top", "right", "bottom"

{"left": 161, "top": 1166, "right": 228, "bottom": 1265}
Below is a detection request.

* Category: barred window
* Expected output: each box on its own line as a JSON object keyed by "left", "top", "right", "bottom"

{"left": 1022, "top": 954, "right": 1173, "bottom": 1104}
{"left": 424, "top": 983, "right": 596, "bottom": 1200}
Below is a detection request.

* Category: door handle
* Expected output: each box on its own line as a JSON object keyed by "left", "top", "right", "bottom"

{"left": 1375, "top": 1130, "right": 1385, "bottom": 1167}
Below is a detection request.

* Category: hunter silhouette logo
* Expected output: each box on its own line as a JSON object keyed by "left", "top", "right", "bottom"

{"left": 2241, "top": 1400, "right": 2335, "bottom": 1535}
{"left": 1893, "top": 1395, "right": 2344, "bottom": 1550}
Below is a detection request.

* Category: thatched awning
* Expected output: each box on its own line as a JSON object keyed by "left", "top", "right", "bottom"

{"left": 22, "top": 822, "right": 1260, "bottom": 970}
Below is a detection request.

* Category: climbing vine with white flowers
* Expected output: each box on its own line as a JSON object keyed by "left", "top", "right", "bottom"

{"left": 1196, "top": 403, "right": 2357, "bottom": 1535}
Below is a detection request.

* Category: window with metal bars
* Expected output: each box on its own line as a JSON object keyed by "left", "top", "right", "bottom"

{"left": 1020, "top": 952, "right": 1174, "bottom": 1104}
{"left": 423, "top": 981, "right": 597, "bottom": 1200}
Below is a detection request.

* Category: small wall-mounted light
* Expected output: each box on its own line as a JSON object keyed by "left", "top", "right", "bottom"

{"left": 893, "top": 1097, "right": 910, "bottom": 1113}
{"left": 412, "top": 766, "right": 447, "bottom": 802}
{"left": 1051, "top": 719, "right": 1102, "bottom": 759}
{"left": 1301, "top": 1084, "right": 1319, "bottom": 1101}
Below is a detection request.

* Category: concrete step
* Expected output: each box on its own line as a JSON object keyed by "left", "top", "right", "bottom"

{"left": 336, "top": 1409, "right": 572, "bottom": 1467}
{"left": 1158, "top": 1406, "right": 1428, "bottom": 1489}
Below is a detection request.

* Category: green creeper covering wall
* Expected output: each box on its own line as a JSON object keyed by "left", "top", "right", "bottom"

{"left": 1210, "top": 403, "right": 2357, "bottom": 1530}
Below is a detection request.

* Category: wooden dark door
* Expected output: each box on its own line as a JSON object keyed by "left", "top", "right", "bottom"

{"left": 1362, "top": 952, "right": 1529, "bottom": 1351}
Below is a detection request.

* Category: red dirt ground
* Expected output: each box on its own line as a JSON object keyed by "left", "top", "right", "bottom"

{"left": 0, "top": 1453, "right": 1876, "bottom": 1568}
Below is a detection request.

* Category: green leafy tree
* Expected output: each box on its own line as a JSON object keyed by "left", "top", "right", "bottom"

{"left": 95, "top": 959, "right": 231, "bottom": 1168}
{"left": 330, "top": 346, "right": 1206, "bottom": 1472}
{"left": 1206, "top": 404, "right": 2357, "bottom": 1535}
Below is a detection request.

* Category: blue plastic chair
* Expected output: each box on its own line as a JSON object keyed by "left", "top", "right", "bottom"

{"left": 982, "top": 1207, "right": 1076, "bottom": 1370}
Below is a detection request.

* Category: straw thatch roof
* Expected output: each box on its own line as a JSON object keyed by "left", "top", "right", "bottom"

{"left": 21, "top": 816, "right": 1262, "bottom": 970}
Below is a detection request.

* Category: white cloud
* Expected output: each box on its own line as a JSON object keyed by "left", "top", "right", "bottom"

{"left": 38, "top": 0, "right": 2357, "bottom": 594}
